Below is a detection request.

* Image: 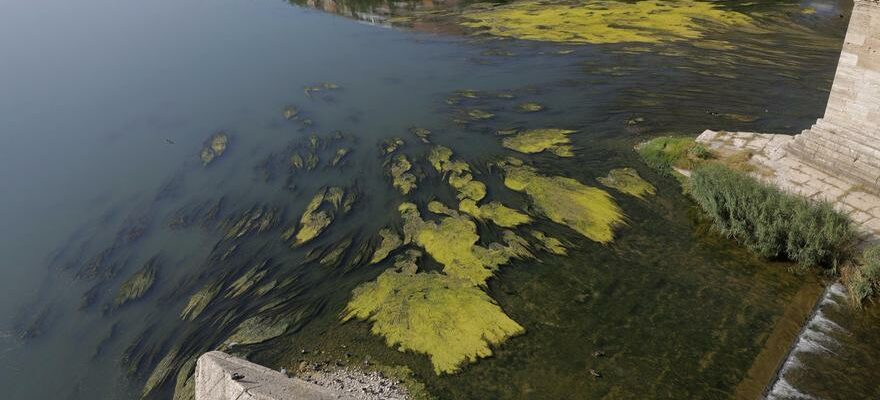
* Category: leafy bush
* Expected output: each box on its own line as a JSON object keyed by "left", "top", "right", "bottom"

{"left": 636, "top": 136, "right": 709, "bottom": 174}
{"left": 846, "top": 245, "right": 880, "bottom": 305}
{"left": 688, "top": 163, "right": 855, "bottom": 269}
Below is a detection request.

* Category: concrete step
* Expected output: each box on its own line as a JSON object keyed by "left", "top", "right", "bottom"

{"left": 814, "top": 119, "right": 880, "bottom": 156}
{"left": 786, "top": 130, "right": 880, "bottom": 185}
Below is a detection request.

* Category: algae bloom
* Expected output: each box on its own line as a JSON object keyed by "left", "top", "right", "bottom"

{"left": 501, "top": 160, "right": 623, "bottom": 243}
{"left": 502, "top": 128, "right": 576, "bottom": 157}
{"left": 598, "top": 167, "right": 656, "bottom": 199}
{"left": 286, "top": 186, "right": 353, "bottom": 246}
{"left": 343, "top": 270, "right": 524, "bottom": 374}
{"left": 460, "top": 0, "right": 755, "bottom": 45}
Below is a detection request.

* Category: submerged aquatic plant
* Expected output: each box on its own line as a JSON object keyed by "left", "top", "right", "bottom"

{"left": 502, "top": 128, "right": 576, "bottom": 157}
{"left": 516, "top": 102, "right": 544, "bottom": 112}
{"left": 114, "top": 258, "right": 157, "bottom": 307}
{"left": 200, "top": 132, "right": 229, "bottom": 166}
{"left": 500, "top": 160, "right": 624, "bottom": 243}
{"left": 460, "top": 0, "right": 756, "bottom": 45}
{"left": 459, "top": 199, "right": 531, "bottom": 228}
{"left": 388, "top": 154, "right": 418, "bottom": 195}
{"left": 370, "top": 228, "right": 403, "bottom": 264}
{"left": 598, "top": 167, "right": 656, "bottom": 199}
{"left": 286, "top": 186, "right": 353, "bottom": 246}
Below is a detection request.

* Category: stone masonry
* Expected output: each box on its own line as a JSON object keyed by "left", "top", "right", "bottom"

{"left": 698, "top": 0, "right": 880, "bottom": 246}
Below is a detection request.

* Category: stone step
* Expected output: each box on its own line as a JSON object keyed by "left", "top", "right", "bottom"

{"left": 787, "top": 137, "right": 880, "bottom": 186}
{"left": 814, "top": 119, "right": 880, "bottom": 156}
{"left": 794, "top": 128, "right": 880, "bottom": 165}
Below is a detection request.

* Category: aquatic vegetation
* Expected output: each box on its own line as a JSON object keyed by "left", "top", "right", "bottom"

{"left": 381, "top": 137, "right": 405, "bottom": 154}
{"left": 516, "top": 102, "right": 544, "bottom": 112}
{"left": 598, "top": 167, "right": 656, "bottom": 199}
{"left": 502, "top": 128, "right": 576, "bottom": 157}
{"left": 459, "top": 199, "right": 531, "bottom": 228}
{"left": 226, "top": 315, "right": 290, "bottom": 345}
{"left": 468, "top": 109, "right": 495, "bottom": 120}
{"left": 459, "top": 0, "right": 755, "bottom": 45}
{"left": 319, "top": 237, "right": 352, "bottom": 267}
{"left": 283, "top": 105, "right": 299, "bottom": 120}
{"left": 500, "top": 160, "right": 623, "bottom": 243}
{"left": 636, "top": 136, "right": 712, "bottom": 175}
{"left": 114, "top": 258, "right": 157, "bottom": 307}
{"left": 530, "top": 230, "right": 567, "bottom": 255}
{"left": 845, "top": 245, "right": 880, "bottom": 305}
{"left": 410, "top": 127, "right": 431, "bottom": 143}
{"left": 225, "top": 261, "right": 268, "bottom": 298}
{"left": 388, "top": 154, "right": 418, "bottom": 195}
{"left": 371, "top": 228, "right": 402, "bottom": 264}
{"left": 330, "top": 147, "right": 350, "bottom": 166}
{"left": 305, "top": 151, "right": 319, "bottom": 171}
{"left": 180, "top": 281, "right": 222, "bottom": 321}
{"left": 143, "top": 348, "right": 179, "bottom": 397}
{"left": 223, "top": 206, "right": 281, "bottom": 240}
{"left": 688, "top": 164, "right": 855, "bottom": 269}
{"left": 400, "top": 202, "right": 529, "bottom": 285}
{"left": 172, "top": 357, "right": 196, "bottom": 400}
{"left": 289, "top": 186, "right": 352, "bottom": 246}
{"left": 343, "top": 270, "right": 524, "bottom": 374}
{"left": 428, "top": 145, "right": 487, "bottom": 201}
{"left": 290, "top": 153, "right": 304, "bottom": 169}
{"left": 304, "top": 82, "right": 340, "bottom": 98}
{"left": 200, "top": 132, "right": 229, "bottom": 166}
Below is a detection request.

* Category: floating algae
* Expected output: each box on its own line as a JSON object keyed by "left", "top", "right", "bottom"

{"left": 282, "top": 105, "right": 299, "bottom": 120}
{"left": 114, "top": 257, "right": 157, "bottom": 307}
{"left": 459, "top": 199, "right": 531, "bottom": 228}
{"left": 330, "top": 147, "right": 350, "bottom": 166}
{"left": 530, "top": 230, "right": 567, "bottom": 255}
{"left": 180, "top": 281, "right": 222, "bottom": 321}
{"left": 410, "top": 127, "right": 431, "bottom": 143}
{"left": 428, "top": 146, "right": 486, "bottom": 201}
{"left": 502, "top": 128, "right": 576, "bottom": 157}
{"left": 388, "top": 154, "right": 418, "bottom": 195}
{"left": 200, "top": 132, "right": 228, "bottom": 166}
{"left": 500, "top": 160, "right": 623, "bottom": 243}
{"left": 598, "top": 167, "right": 656, "bottom": 199}
{"left": 343, "top": 269, "right": 524, "bottom": 374}
{"left": 468, "top": 109, "right": 495, "bottom": 120}
{"left": 381, "top": 137, "right": 405, "bottom": 154}
{"left": 459, "top": 0, "right": 756, "bottom": 45}
{"left": 516, "top": 102, "right": 544, "bottom": 112}
{"left": 399, "top": 202, "right": 529, "bottom": 286}
{"left": 226, "top": 314, "right": 290, "bottom": 345}
{"left": 370, "top": 228, "right": 403, "bottom": 264}
{"left": 288, "top": 186, "right": 352, "bottom": 246}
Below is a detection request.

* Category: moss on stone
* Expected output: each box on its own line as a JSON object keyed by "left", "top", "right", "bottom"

{"left": 502, "top": 128, "right": 576, "bottom": 156}
{"left": 343, "top": 270, "right": 524, "bottom": 374}
{"left": 598, "top": 167, "right": 656, "bottom": 199}
{"left": 460, "top": 0, "right": 755, "bottom": 44}
{"left": 501, "top": 161, "right": 623, "bottom": 243}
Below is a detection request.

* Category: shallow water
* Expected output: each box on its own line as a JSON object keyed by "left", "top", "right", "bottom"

{"left": 1, "top": 0, "right": 877, "bottom": 399}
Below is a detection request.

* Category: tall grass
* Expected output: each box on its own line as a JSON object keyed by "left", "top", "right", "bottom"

{"left": 636, "top": 136, "right": 711, "bottom": 175}
{"left": 845, "top": 245, "right": 880, "bottom": 305}
{"left": 688, "top": 163, "right": 856, "bottom": 269}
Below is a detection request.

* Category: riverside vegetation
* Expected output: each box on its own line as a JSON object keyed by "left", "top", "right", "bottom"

{"left": 636, "top": 136, "right": 880, "bottom": 304}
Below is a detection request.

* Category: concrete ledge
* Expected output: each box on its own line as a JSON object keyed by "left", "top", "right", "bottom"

{"left": 195, "top": 351, "right": 354, "bottom": 400}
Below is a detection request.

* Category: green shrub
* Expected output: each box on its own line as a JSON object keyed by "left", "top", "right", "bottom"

{"left": 636, "top": 136, "right": 708, "bottom": 174}
{"left": 688, "top": 163, "right": 855, "bottom": 269}
{"left": 848, "top": 245, "right": 880, "bottom": 305}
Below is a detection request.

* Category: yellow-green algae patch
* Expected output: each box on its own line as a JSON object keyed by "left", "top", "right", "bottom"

{"left": 460, "top": 0, "right": 756, "bottom": 45}
{"left": 459, "top": 199, "right": 531, "bottom": 228}
{"left": 180, "top": 281, "right": 222, "bottom": 321}
{"left": 343, "top": 270, "right": 524, "bottom": 374}
{"left": 598, "top": 167, "right": 656, "bottom": 199}
{"left": 516, "top": 102, "right": 544, "bottom": 112}
{"left": 502, "top": 128, "right": 576, "bottom": 157}
{"left": 388, "top": 155, "right": 418, "bottom": 195}
{"left": 429, "top": 145, "right": 487, "bottom": 201}
{"left": 370, "top": 228, "right": 403, "bottom": 264}
{"left": 401, "top": 202, "right": 530, "bottom": 285}
{"left": 501, "top": 160, "right": 623, "bottom": 243}
{"left": 530, "top": 230, "right": 567, "bottom": 255}
{"left": 285, "top": 186, "right": 352, "bottom": 246}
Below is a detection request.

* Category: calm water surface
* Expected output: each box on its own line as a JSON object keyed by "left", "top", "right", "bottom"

{"left": 1, "top": 0, "right": 876, "bottom": 399}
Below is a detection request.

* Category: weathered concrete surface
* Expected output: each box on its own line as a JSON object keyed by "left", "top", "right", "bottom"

{"left": 697, "top": 0, "right": 880, "bottom": 246}
{"left": 195, "top": 351, "right": 354, "bottom": 400}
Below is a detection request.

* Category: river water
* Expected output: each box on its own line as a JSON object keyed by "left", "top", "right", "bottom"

{"left": 0, "top": 0, "right": 876, "bottom": 399}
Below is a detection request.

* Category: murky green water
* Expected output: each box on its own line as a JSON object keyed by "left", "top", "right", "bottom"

{"left": 1, "top": 0, "right": 877, "bottom": 399}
